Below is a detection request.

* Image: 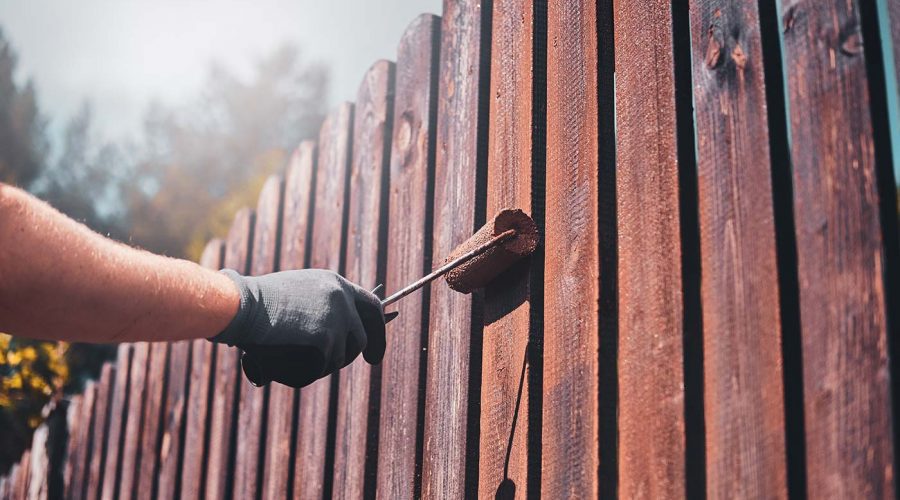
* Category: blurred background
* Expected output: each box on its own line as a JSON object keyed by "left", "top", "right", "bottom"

{"left": 0, "top": 0, "right": 439, "bottom": 473}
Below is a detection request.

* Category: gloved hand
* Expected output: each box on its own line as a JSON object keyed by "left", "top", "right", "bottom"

{"left": 211, "top": 268, "right": 386, "bottom": 388}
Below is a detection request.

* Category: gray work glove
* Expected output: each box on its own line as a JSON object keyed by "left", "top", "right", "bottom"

{"left": 211, "top": 269, "right": 386, "bottom": 388}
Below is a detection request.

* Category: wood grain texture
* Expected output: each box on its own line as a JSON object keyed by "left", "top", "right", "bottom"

{"left": 781, "top": 0, "right": 895, "bottom": 496}
{"left": 332, "top": 59, "right": 394, "bottom": 500}
{"left": 543, "top": 1, "right": 603, "bottom": 498}
{"left": 295, "top": 103, "right": 354, "bottom": 500}
{"left": 64, "top": 394, "right": 82, "bottom": 497}
{"left": 85, "top": 363, "right": 115, "bottom": 500}
{"left": 233, "top": 175, "right": 283, "bottom": 499}
{"left": 206, "top": 208, "right": 255, "bottom": 500}
{"left": 181, "top": 238, "right": 224, "bottom": 499}
{"left": 262, "top": 143, "right": 315, "bottom": 499}
{"left": 614, "top": 0, "right": 689, "bottom": 496}
{"left": 422, "top": 1, "right": 490, "bottom": 498}
{"left": 480, "top": 0, "right": 536, "bottom": 497}
{"left": 101, "top": 344, "right": 132, "bottom": 500}
{"left": 157, "top": 340, "right": 191, "bottom": 499}
{"left": 136, "top": 342, "right": 170, "bottom": 500}
{"left": 688, "top": 1, "right": 789, "bottom": 497}
{"left": 377, "top": 13, "right": 440, "bottom": 500}
{"left": 14, "top": 450, "right": 29, "bottom": 500}
{"left": 70, "top": 382, "right": 96, "bottom": 499}
{"left": 117, "top": 342, "right": 149, "bottom": 500}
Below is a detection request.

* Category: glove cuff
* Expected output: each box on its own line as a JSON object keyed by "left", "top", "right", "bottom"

{"left": 210, "top": 269, "right": 255, "bottom": 346}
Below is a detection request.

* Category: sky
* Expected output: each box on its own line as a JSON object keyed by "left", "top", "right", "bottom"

{"left": 0, "top": 0, "right": 442, "bottom": 144}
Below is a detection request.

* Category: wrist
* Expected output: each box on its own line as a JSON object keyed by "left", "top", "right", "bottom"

{"left": 211, "top": 269, "right": 252, "bottom": 345}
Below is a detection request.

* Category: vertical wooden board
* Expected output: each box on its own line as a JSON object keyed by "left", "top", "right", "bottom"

{"left": 688, "top": 1, "right": 789, "bottom": 497}
{"left": 0, "top": 474, "right": 6, "bottom": 500}
{"left": 294, "top": 103, "right": 354, "bottom": 500}
{"left": 157, "top": 340, "right": 190, "bottom": 499}
{"left": 101, "top": 344, "right": 132, "bottom": 500}
{"left": 206, "top": 208, "right": 254, "bottom": 500}
{"left": 180, "top": 238, "right": 224, "bottom": 499}
{"left": 64, "top": 394, "right": 83, "bottom": 495}
{"left": 263, "top": 144, "right": 316, "bottom": 499}
{"left": 543, "top": 1, "right": 603, "bottom": 498}
{"left": 136, "top": 342, "right": 170, "bottom": 500}
{"left": 85, "top": 363, "right": 115, "bottom": 500}
{"left": 28, "top": 421, "right": 49, "bottom": 499}
{"left": 614, "top": 0, "right": 689, "bottom": 496}
{"left": 480, "top": 0, "right": 537, "bottom": 497}
{"left": 422, "top": 0, "right": 490, "bottom": 497}
{"left": 233, "top": 175, "right": 283, "bottom": 499}
{"left": 15, "top": 450, "right": 30, "bottom": 500}
{"left": 333, "top": 60, "right": 394, "bottom": 500}
{"left": 377, "top": 14, "right": 440, "bottom": 500}
{"left": 782, "top": 0, "right": 894, "bottom": 496}
{"left": 70, "top": 381, "right": 97, "bottom": 500}
{"left": 7, "top": 465, "right": 18, "bottom": 500}
{"left": 118, "top": 342, "right": 149, "bottom": 499}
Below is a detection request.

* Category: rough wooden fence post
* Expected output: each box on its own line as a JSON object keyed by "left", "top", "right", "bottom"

{"left": 117, "top": 342, "right": 149, "bottom": 499}
{"left": 136, "top": 342, "right": 170, "bottom": 500}
{"left": 782, "top": 0, "right": 896, "bottom": 496}
{"left": 180, "top": 238, "right": 224, "bottom": 499}
{"left": 613, "top": 0, "right": 695, "bottom": 494}
{"left": 295, "top": 103, "right": 354, "bottom": 500}
{"left": 377, "top": 13, "right": 440, "bottom": 500}
{"left": 206, "top": 208, "right": 255, "bottom": 499}
{"left": 68, "top": 381, "right": 96, "bottom": 499}
{"left": 101, "top": 344, "right": 132, "bottom": 500}
{"left": 543, "top": 1, "right": 604, "bottom": 498}
{"left": 333, "top": 60, "right": 395, "bottom": 500}
{"left": 233, "top": 175, "right": 284, "bottom": 499}
{"left": 422, "top": 1, "right": 491, "bottom": 498}
{"left": 688, "top": 0, "right": 791, "bottom": 497}
{"left": 263, "top": 142, "right": 316, "bottom": 498}
{"left": 85, "top": 363, "right": 115, "bottom": 499}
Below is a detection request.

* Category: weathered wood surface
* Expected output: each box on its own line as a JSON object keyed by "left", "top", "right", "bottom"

{"left": 333, "top": 60, "right": 395, "bottom": 500}
{"left": 117, "top": 342, "right": 149, "bottom": 499}
{"left": 206, "top": 208, "right": 255, "bottom": 499}
{"left": 688, "top": 1, "right": 788, "bottom": 497}
{"left": 157, "top": 340, "right": 190, "bottom": 499}
{"left": 180, "top": 238, "right": 224, "bottom": 499}
{"left": 63, "top": 395, "right": 81, "bottom": 497}
{"left": 85, "top": 363, "right": 114, "bottom": 499}
{"left": 136, "top": 342, "right": 170, "bottom": 500}
{"left": 422, "top": 0, "right": 490, "bottom": 497}
{"left": 781, "top": 0, "right": 895, "bottom": 497}
{"left": 14, "top": 450, "right": 30, "bottom": 500}
{"left": 613, "top": 0, "right": 687, "bottom": 496}
{"left": 69, "top": 381, "right": 96, "bottom": 499}
{"left": 377, "top": 13, "right": 440, "bottom": 500}
{"left": 543, "top": 1, "right": 602, "bottom": 498}
{"left": 480, "top": 0, "right": 540, "bottom": 497}
{"left": 233, "top": 175, "right": 283, "bottom": 499}
{"left": 295, "top": 103, "right": 354, "bottom": 500}
{"left": 262, "top": 143, "right": 315, "bottom": 499}
{"left": 101, "top": 344, "right": 132, "bottom": 500}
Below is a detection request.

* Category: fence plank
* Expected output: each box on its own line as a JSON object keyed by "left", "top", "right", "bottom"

{"left": 118, "top": 343, "right": 149, "bottom": 499}
{"left": 157, "top": 340, "right": 190, "bottom": 499}
{"left": 688, "top": 0, "right": 789, "bottom": 496}
{"left": 101, "top": 344, "right": 132, "bottom": 500}
{"left": 543, "top": 1, "right": 603, "bottom": 498}
{"left": 614, "top": 0, "right": 689, "bottom": 495}
{"left": 480, "top": 0, "right": 540, "bottom": 496}
{"left": 781, "top": 0, "right": 895, "bottom": 496}
{"left": 28, "top": 420, "right": 49, "bottom": 499}
{"left": 180, "top": 238, "right": 224, "bottom": 499}
{"left": 207, "top": 208, "right": 255, "bottom": 500}
{"left": 70, "top": 381, "right": 96, "bottom": 499}
{"left": 422, "top": 0, "right": 490, "bottom": 496}
{"left": 377, "top": 14, "right": 440, "bottom": 500}
{"left": 332, "top": 60, "right": 395, "bottom": 500}
{"left": 14, "top": 450, "right": 30, "bottom": 500}
{"left": 295, "top": 103, "right": 354, "bottom": 500}
{"left": 233, "top": 175, "right": 283, "bottom": 499}
{"left": 136, "top": 342, "right": 170, "bottom": 500}
{"left": 85, "top": 363, "right": 115, "bottom": 499}
{"left": 263, "top": 143, "right": 316, "bottom": 498}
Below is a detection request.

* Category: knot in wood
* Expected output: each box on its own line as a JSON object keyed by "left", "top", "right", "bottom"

{"left": 705, "top": 26, "right": 725, "bottom": 69}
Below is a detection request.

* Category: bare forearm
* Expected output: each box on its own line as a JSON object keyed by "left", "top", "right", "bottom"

{"left": 0, "top": 183, "right": 239, "bottom": 343}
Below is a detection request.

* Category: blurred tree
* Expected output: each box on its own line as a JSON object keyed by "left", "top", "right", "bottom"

{"left": 0, "top": 28, "right": 49, "bottom": 188}
{"left": 126, "top": 43, "right": 328, "bottom": 259}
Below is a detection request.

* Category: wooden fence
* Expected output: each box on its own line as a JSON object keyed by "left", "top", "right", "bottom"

{"left": 2, "top": 0, "right": 899, "bottom": 498}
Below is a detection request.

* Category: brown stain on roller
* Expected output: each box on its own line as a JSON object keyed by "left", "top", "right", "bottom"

{"left": 443, "top": 208, "right": 539, "bottom": 294}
